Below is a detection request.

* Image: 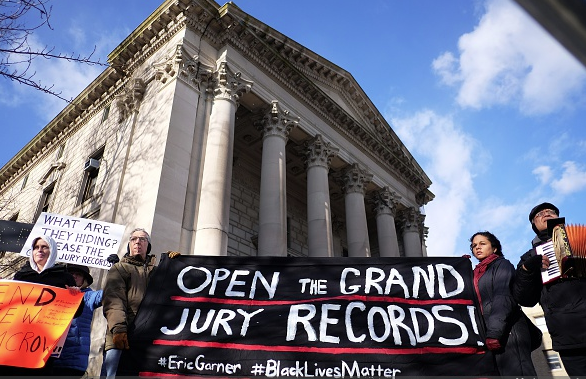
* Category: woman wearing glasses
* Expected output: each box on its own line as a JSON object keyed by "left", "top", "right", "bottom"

{"left": 469, "top": 231, "right": 537, "bottom": 376}
{"left": 3, "top": 235, "right": 82, "bottom": 375}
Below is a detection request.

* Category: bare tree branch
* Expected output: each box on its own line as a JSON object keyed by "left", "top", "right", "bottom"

{"left": 0, "top": 0, "right": 108, "bottom": 102}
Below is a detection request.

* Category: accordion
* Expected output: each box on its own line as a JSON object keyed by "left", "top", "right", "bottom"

{"left": 536, "top": 218, "right": 586, "bottom": 284}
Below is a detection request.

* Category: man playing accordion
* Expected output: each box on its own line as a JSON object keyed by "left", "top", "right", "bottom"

{"left": 513, "top": 202, "right": 586, "bottom": 376}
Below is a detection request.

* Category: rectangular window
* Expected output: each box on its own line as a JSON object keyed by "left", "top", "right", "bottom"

{"left": 100, "top": 105, "right": 110, "bottom": 124}
{"left": 80, "top": 148, "right": 104, "bottom": 204}
{"left": 21, "top": 174, "right": 29, "bottom": 190}
{"left": 36, "top": 184, "right": 54, "bottom": 219}
{"left": 545, "top": 350, "right": 562, "bottom": 370}
{"left": 535, "top": 316, "right": 548, "bottom": 332}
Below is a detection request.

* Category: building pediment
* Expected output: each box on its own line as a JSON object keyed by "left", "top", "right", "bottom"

{"left": 0, "top": 0, "right": 432, "bottom": 202}
{"left": 218, "top": 3, "right": 432, "bottom": 196}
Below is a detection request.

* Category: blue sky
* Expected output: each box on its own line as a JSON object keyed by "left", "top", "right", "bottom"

{"left": 2, "top": 0, "right": 585, "bottom": 266}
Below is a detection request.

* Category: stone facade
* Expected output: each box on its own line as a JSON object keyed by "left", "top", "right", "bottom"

{"left": 0, "top": 0, "right": 433, "bottom": 374}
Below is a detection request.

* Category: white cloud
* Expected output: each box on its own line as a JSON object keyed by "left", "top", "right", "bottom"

{"left": 432, "top": 0, "right": 586, "bottom": 115}
{"left": 392, "top": 110, "right": 482, "bottom": 257}
{"left": 532, "top": 165, "right": 553, "bottom": 185}
{"left": 551, "top": 161, "right": 586, "bottom": 195}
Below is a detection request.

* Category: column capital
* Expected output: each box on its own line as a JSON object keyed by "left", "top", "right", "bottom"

{"left": 255, "top": 100, "right": 299, "bottom": 141}
{"left": 398, "top": 207, "right": 425, "bottom": 233}
{"left": 373, "top": 187, "right": 400, "bottom": 217}
{"left": 116, "top": 78, "right": 146, "bottom": 123}
{"left": 153, "top": 43, "right": 214, "bottom": 90}
{"left": 304, "top": 135, "right": 339, "bottom": 169}
{"left": 213, "top": 61, "right": 253, "bottom": 103}
{"left": 342, "top": 163, "right": 372, "bottom": 195}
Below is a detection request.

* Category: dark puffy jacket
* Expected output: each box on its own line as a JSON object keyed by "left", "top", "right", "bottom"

{"left": 478, "top": 256, "right": 536, "bottom": 375}
{"left": 103, "top": 253, "right": 156, "bottom": 351}
{"left": 513, "top": 235, "right": 586, "bottom": 351}
{"left": 53, "top": 288, "right": 103, "bottom": 372}
{"left": 14, "top": 261, "right": 76, "bottom": 288}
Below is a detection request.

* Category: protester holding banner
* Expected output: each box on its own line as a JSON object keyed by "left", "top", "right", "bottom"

{"left": 101, "top": 228, "right": 180, "bottom": 377}
{"left": 513, "top": 202, "right": 586, "bottom": 376}
{"left": 2, "top": 235, "right": 82, "bottom": 375}
{"left": 53, "top": 264, "right": 103, "bottom": 377}
{"left": 469, "top": 231, "right": 537, "bottom": 376}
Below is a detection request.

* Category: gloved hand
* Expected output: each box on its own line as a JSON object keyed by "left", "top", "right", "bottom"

{"left": 523, "top": 254, "right": 544, "bottom": 272}
{"left": 168, "top": 251, "right": 181, "bottom": 259}
{"left": 113, "top": 332, "right": 129, "bottom": 350}
{"left": 107, "top": 254, "right": 120, "bottom": 264}
{"left": 485, "top": 338, "right": 502, "bottom": 351}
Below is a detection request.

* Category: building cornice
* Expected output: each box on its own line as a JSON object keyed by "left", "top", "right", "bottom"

{"left": 1, "top": 0, "right": 433, "bottom": 205}
{"left": 218, "top": 4, "right": 432, "bottom": 198}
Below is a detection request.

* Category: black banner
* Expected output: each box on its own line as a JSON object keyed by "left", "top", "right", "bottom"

{"left": 0, "top": 220, "right": 33, "bottom": 252}
{"left": 120, "top": 256, "right": 497, "bottom": 377}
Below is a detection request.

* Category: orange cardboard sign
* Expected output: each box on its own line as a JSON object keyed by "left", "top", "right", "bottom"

{"left": 0, "top": 280, "right": 83, "bottom": 368}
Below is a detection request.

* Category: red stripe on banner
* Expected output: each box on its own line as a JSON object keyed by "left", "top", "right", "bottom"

{"left": 169, "top": 294, "right": 473, "bottom": 306}
{"left": 152, "top": 339, "right": 484, "bottom": 355}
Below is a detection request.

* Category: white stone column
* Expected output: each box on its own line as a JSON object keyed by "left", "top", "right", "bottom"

{"left": 256, "top": 101, "right": 298, "bottom": 256}
{"left": 194, "top": 62, "right": 252, "bottom": 256}
{"left": 179, "top": 64, "right": 214, "bottom": 255}
{"left": 342, "top": 164, "right": 372, "bottom": 257}
{"left": 305, "top": 135, "right": 338, "bottom": 257}
{"left": 373, "top": 187, "right": 400, "bottom": 257}
{"left": 399, "top": 207, "right": 424, "bottom": 257}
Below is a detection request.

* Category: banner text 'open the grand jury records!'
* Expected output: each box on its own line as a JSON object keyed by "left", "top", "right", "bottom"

{"left": 120, "top": 256, "right": 497, "bottom": 377}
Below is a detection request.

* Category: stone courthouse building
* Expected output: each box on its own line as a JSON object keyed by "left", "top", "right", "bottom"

{"left": 0, "top": 0, "right": 433, "bottom": 373}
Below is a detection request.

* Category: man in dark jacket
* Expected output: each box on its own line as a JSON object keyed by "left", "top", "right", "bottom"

{"left": 513, "top": 202, "right": 586, "bottom": 376}
{"left": 101, "top": 228, "right": 180, "bottom": 378}
{"left": 101, "top": 228, "right": 155, "bottom": 378}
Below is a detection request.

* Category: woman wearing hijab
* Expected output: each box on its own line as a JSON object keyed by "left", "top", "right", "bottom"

{"left": 3, "top": 235, "right": 81, "bottom": 375}
{"left": 469, "top": 231, "right": 536, "bottom": 376}
{"left": 14, "top": 235, "right": 77, "bottom": 287}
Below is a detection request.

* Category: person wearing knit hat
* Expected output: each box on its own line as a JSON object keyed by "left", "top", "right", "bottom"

{"left": 513, "top": 202, "right": 586, "bottom": 376}
{"left": 53, "top": 264, "right": 103, "bottom": 377}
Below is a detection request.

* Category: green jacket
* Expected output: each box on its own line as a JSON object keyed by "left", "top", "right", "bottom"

{"left": 103, "top": 253, "right": 156, "bottom": 351}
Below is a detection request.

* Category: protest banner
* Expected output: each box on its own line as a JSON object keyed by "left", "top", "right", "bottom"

{"left": 19, "top": 212, "right": 126, "bottom": 270}
{"left": 0, "top": 280, "right": 84, "bottom": 368}
{"left": 118, "top": 255, "right": 497, "bottom": 377}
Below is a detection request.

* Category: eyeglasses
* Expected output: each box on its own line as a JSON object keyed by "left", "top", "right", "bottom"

{"left": 130, "top": 236, "right": 148, "bottom": 243}
{"left": 535, "top": 209, "right": 558, "bottom": 219}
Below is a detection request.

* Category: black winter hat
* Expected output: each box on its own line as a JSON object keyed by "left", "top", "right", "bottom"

{"left": 67, "top": 264, "right": 93, "bottom": 286}
{"left": 529, "top": 202, "right": 559, "bottom": 233}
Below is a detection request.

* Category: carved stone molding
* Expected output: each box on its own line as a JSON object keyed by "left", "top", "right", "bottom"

{"left": 372, "top": 186, "right": 400, "bottom": 217}
{"left": 341, "top": 163, "right": 372, "bottom": 195}
{"left": 255, "top": 100, "right": 299, "bottom": 141}
{"left": 397, "top": 207, "right": 425, "bottom": 234}
{"left": 116, "top": 78, "right": 146, "bottom": 123}
{"left": 213, "top": 61, "right": 253, "bottom": 103}
{"left": 38, "top": 162, "right": 66, "bottom": 185}
{"left": 304, "top": 135, "right": 339, "bottom": 170}
{"left": 153, "top": 44, "right": 214, "bottom": 91}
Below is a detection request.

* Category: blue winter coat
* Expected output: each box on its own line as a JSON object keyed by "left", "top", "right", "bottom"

{"left": 53, "top": 288, "right": 103, "bottom": 372}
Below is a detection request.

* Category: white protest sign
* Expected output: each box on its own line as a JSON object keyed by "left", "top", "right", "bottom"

{"left": 20, "top": 212, "right": 126, "bottom": 270}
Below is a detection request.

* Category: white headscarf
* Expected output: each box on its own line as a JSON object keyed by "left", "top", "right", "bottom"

{"left": 29, "top": 235, "right": 58, "bottom": 273}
